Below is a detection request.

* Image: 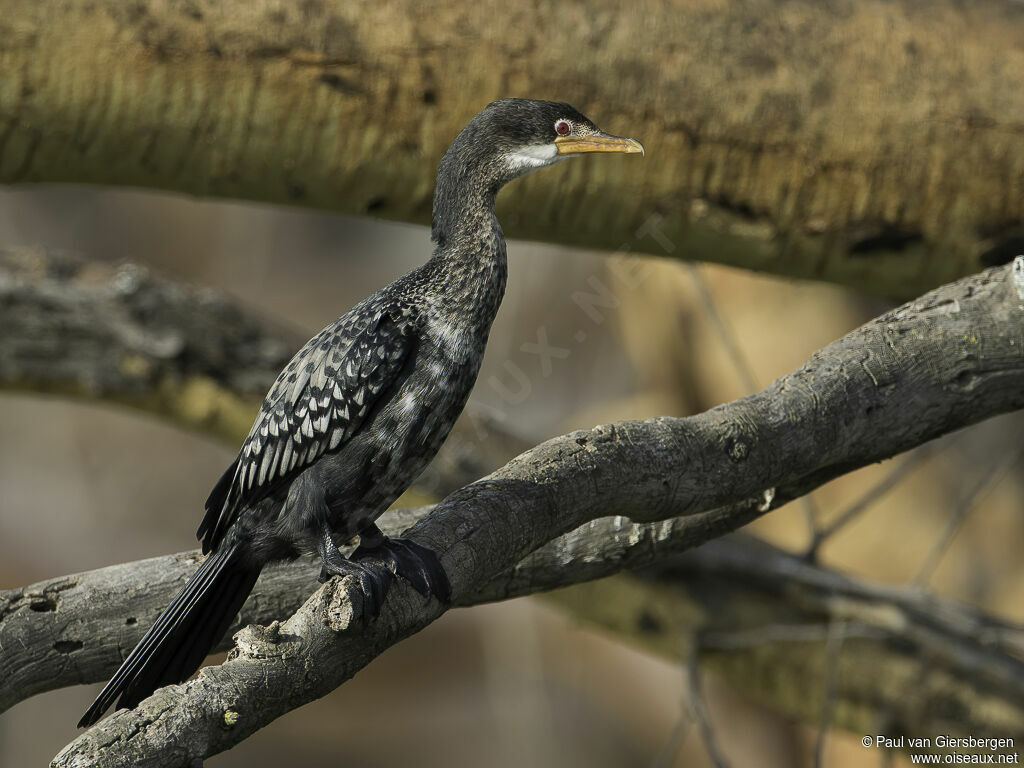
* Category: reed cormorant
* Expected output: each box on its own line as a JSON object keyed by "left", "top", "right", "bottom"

{"left": 79, "top": 98, "right": 643, "bottom": 727}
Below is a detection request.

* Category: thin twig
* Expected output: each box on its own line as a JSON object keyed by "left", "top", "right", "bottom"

{"left": 808, "top": 443, "right": 940, "bottom": 557}
{"left": 813, "top": 620, "right": 846, "bottom": 768}
{"left": 649, "top": 687, "right": 690, "bottom": 768}
{"left": 802, "top": 494, "right": 823, "bottom": 555}
{"left": 913, "top": 444, "right": 1024, "bottom": 585}
{"left": 687, "top": 640, "right": 731, "bottom": 768}
{"left": 684, "top": 264, "right": 760, "bottom": 394}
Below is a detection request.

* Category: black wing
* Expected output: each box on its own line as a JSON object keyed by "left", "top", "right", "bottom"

{"left": 199, "top": 305, "right": 417, "bottom": 552}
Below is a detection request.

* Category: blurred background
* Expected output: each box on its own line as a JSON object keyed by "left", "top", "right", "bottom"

{"left": 1, "top": 182, "right": 1021, "bottom": 767}
{"left": 3, "top": 0, "right": 1024, "bottom": 761}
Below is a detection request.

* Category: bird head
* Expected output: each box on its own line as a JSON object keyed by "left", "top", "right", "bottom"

{"left": 431, "top": 99, "right": 643, "bottom": 247}
{"left": 442, "top": 98, "right": 644, "bottom": 187}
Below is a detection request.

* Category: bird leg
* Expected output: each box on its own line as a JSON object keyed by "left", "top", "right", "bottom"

{"left": 351, "top": 523, "right": 452, "bottom": 604}
{"left": 317, "top": 526, "right": 393, "bottom": 618}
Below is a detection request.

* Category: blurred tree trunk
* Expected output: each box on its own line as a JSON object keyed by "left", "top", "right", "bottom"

{"left": 2, "top": 0, "right": 1022, "bottom": 298}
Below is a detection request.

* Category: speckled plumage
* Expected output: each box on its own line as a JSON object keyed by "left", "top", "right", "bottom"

{"left": 201, "top": 237, "right": 507, "bottom": 561}
{"left": 80, "top": 99, "right": 641, "bottom": 728}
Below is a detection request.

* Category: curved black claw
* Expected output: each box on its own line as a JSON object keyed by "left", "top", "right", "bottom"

{"left": 319, "top": 557, "right": 395, "bottom": 618}
{"left": 352, "top": 562, "right": 394, "bottom": 617}
{"left": 352, "top": 537, "right": 451, "bottom": 604}
{"left": 317, "top": 529, "right": 395, "bottom": 618}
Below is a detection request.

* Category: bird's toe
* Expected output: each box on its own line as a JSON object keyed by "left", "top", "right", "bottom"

{"left": 386, "top": 543, "right": 433, "bottom": 597}
{"left": 350, "top": 536, "right": 450, "bottom": 605}
{"left": 381, "top": 538, "right": 451, "bottom": 603}
{"left": 356, "top": 563, "right": 394, "bottom": 618}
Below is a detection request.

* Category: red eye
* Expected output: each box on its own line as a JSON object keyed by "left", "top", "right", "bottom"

{"left": 555, "top": 120, "right": 571, "bottom": 136}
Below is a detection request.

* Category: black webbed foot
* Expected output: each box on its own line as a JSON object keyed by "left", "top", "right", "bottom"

{"left": 352, "top": 535, "right": 451, "bottom": 604}
{"left": 317, "top": 529, "right": 394, "bottom": 618}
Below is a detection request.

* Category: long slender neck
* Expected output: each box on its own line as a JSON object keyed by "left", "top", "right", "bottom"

{"left": 426, "top": 152, "right": 507, "bottom": 326}
{"left": 430, "top": 146, "right": 500, "bottom": 248}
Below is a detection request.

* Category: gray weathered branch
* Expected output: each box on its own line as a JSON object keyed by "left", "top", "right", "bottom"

{"left": 44, "top": 262, "right": 1024, "bottom": 766}
{"left": 3, "top": 0, "right": 1024, "bottom": 297}
{"left": 4, "top": 521, "right": 1022, "bottom": 753}
{"left": 9, "top": 245, "right": 1019, "bottom": 753}
{"left": 0, "top": 503, "right": 762, "bottom": 712}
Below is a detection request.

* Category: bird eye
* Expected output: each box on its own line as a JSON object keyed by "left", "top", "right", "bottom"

{"left": 554, "top": 120, "right": 571, "bottom": 136}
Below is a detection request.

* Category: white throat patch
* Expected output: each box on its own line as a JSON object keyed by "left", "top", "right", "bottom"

{"left": 505, "top": 143, "right": 561, "bottom": 173}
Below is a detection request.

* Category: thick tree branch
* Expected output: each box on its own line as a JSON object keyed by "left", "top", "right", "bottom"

{"left": 43, "top": 262, "right": 1024, "bottom": 766}
{"left": 1, "top": 504, "right": 762, "bottom": 712}
{"left": 5, "top": 246, "right": 1024, "bottom": 756}
{"left": 3, "top": 0, "right": 1024, "bottom": 297}
{"left": 5, "top": 523, "right": 1023, "bottom": 753}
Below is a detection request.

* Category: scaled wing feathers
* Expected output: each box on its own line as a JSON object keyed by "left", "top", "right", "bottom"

{"left": 199, "top": 307, "right": 416, "bottom": 552}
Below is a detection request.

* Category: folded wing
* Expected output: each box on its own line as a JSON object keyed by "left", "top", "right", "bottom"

{"left": 199, "top": 306, "right": 418, "bottom": 552}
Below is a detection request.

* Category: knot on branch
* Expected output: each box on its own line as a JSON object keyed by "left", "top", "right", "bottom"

{"left": 230, "top": 620, "right": 305, "bottom": 661}
{"left": 321, "top": 577, "right": 361, "bottom": 633}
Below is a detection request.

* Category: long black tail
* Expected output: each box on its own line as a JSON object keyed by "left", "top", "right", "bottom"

{"left": 79, "top": 546, "right": 261, "bottom": 727}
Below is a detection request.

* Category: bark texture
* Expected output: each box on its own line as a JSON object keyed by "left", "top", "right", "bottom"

{"left": 4, "top": 524, "right": 1022, "bottom": 755}
{"left": 2, "top": 0, "right": 1023, "bottom": 297}
{"left": 0, "top": 246, "right": 292, "bottom": 442}
{"left": 42, "top": 261, "right": 1024, "bottom": 766}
